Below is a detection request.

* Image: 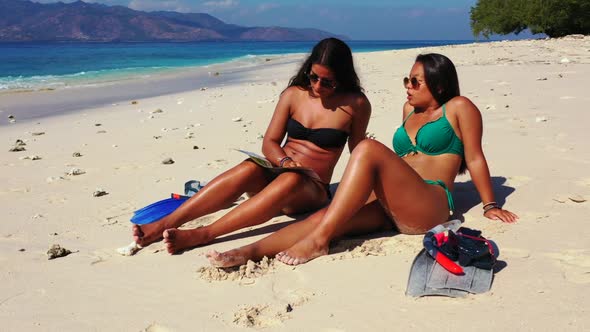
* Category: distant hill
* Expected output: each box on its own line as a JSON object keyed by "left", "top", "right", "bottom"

{"left": 0, "top": 0, "right": 346, "bottom": 42}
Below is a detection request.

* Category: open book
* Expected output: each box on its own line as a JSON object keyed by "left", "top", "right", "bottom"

{"left": 236, "top": 149, "right": 322, "bottom": 182}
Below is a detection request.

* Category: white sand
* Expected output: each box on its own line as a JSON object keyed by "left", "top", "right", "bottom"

{"left": 1, "top": 36, "right": 589, "bottom": 331}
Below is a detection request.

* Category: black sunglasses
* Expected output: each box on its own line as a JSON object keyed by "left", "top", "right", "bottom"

{"left": 307, "top": 72, "right": 337, "bottom": 89}
{"left": 403, "top": 76, "right": 422, "bottom": 89}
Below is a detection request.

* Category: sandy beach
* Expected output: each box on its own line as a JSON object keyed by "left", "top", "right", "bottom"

{"left": 1, "top": 36, "right": 589, "bottom": 331}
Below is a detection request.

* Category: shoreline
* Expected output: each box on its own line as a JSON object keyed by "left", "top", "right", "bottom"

{"left": 0, "top": 53, "right": 304, "bottom": 125}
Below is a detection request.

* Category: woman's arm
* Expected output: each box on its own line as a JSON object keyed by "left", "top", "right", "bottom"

{"left": 452, "top": 96, "right": 518, "bottom": 223}
{"left": 261, "top": 87, "right": 299, "bottom": 167}
{"left": 346, "top": 94, "right": 372, "bottom": 152}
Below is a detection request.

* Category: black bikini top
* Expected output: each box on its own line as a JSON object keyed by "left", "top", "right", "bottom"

{"left": 286, "top": 118, "right": 349, "bottom": 149}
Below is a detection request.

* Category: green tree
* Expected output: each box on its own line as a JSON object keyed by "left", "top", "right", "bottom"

{"left": 470, "top": 0, "right": 590, "bottom": 38}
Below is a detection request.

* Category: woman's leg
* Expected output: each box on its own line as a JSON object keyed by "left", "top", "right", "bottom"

{"left": 277, "top": 139, "right": 450, "bottom": 265}
{"left": 133, "top": 161, "right": 271, "bottom": 246}
{"left": 163, "top": 171, "right": 329, "bottom": 253}
{"left": 207, "top": 198, "right": 393, "bottom": 267}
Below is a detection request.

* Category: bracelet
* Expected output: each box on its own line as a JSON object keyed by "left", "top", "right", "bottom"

{"left": 483, "top": 204, "right": 500, "bottom": 213}
{"left": 279, "top": 156, "right": 292, "bottom": 167}
{"left": 482, "top": 201, "right": 497, "bottom": 209}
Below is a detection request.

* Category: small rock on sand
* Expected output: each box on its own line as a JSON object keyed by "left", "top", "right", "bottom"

{"left": 47, "top": 244, "right": 72, "bottom": 260}
{"left": 20, "top": 155, "right": 42, "bottom": 160}
{"left": 93, "top": 189, "right": 108, "bottom": 197}
{"left": 162, "top": 158, "right": 175, "bottom": 165}
{"left": 9, "top": 146, "right": 26, "bottom": 152}
{"left": 535, "top": 116, "right": 548, "bottom": 123}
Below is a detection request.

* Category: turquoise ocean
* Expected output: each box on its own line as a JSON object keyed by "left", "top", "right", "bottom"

{"left": 0, "top": 40, "right": 474, "bottom": 91}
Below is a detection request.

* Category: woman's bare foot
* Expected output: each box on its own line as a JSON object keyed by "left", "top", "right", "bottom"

{"left": 276, "top": 237, "right": 329, "bottom": 265}
{"left": 206, "top": 249, "right": 248, "bottom": 268}
{"left": 132, "top": 221, "right": 168, "bottom": 247}
{"left": 163, "top": 227, "right": 211, "bottom": 254}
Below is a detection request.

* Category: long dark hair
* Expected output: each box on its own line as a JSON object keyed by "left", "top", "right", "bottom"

{"left": 417, "top": 53, "right": 466, "bottom": 174}
{"left": 416, "top": 53, "right": 460, "bottom": 106}
{"left": 287, "top": 38, "right": 363, "bottom": 93}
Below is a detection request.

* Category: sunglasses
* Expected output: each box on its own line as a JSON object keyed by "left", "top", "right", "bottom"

{"left": 307, "top": 72, "right": 337, "bottom": 89}
{"left": 403, "top": 76, "right": 423, "bottom": 89}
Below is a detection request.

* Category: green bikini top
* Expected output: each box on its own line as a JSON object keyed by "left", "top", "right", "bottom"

{"left": 392, "top": 104, "right": 464, "bottom": 158}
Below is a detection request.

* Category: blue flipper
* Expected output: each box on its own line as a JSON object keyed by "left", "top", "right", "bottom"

{"left": 130, "top": 194, "right": 188, "bottom": 225}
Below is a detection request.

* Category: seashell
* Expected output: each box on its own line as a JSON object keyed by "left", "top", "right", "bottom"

{"left": 66, "top": 168, "right": 85, "bottom": 176}
{"left": 46, "top": 176, "right": 65, "bottom": 183}
{"left": 72, "top": 152, "right": 82, "bottom": 157}
{"left": 116, "top": 241, "right": 142, "bottom": 256}
{"left": 232, "top": 117, "right": 243, "bottom": 122}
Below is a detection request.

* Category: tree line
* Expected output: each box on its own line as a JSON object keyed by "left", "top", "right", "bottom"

{"left": 470, "top": 0, "right": 590, "bottom": 38}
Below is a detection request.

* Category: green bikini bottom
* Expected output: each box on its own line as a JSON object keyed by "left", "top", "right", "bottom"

{"left": 424, "top": 179, "right": 455, "bottom": 214}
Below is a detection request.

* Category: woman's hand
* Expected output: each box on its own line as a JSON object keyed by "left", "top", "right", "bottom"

{"left": 484, "top": 207, "right": 518, "bottom": 223}
{"left": 282, "top": 159, "right": 302, "bottom": 168}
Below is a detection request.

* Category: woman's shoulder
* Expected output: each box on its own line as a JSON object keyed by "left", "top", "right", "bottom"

{"left": 335, "top": 90, "right": 370, "bottom": 111}
{"left": 351, "top": 91, "right": 370, "bottom": 109}
{"left": 445, "top": 96, "right": 482, "bottom": 125}
{"left": 446, "top": 96, "right": 476, "bottom": 110}
{"left": 281, "top": 85, "right": 307, "bottom": 98}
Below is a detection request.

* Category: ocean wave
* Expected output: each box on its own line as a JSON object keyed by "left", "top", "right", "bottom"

{"left": 0, "top": 66, "right": 178, "bottom": 91}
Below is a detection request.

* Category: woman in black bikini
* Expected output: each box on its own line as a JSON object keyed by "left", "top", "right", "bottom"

{"left": 132, "top": 38, "right": 372, "bottom": 254}
{"left": 207, "top": 53, "right": 518, "bottom": 267}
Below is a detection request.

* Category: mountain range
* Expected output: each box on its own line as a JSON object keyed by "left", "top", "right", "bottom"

{"left": 0, "top": 0, "right": 345, "bottom": 42}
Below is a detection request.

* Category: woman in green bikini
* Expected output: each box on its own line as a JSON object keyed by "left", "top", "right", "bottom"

{"left": 207, "top": 53, "right": 518, "bottom": 267}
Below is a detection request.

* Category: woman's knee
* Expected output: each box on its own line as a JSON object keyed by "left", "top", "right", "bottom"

{"left": 351, "top": 139, "right": 388, "bottom": 162}
{"left": 274, "top": 171, "right": 307, "bottom": 188}
{"left": 232, "top": 160, "right": 265, "bottom": 179}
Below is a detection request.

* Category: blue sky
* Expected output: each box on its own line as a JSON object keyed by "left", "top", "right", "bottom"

{"left": 35, "top": 0, "right": 539, "bottom": 40}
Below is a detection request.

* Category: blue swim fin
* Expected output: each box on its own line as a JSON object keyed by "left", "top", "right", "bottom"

{"left": 130, "top": 194, "right": 188, "bottom": 225}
